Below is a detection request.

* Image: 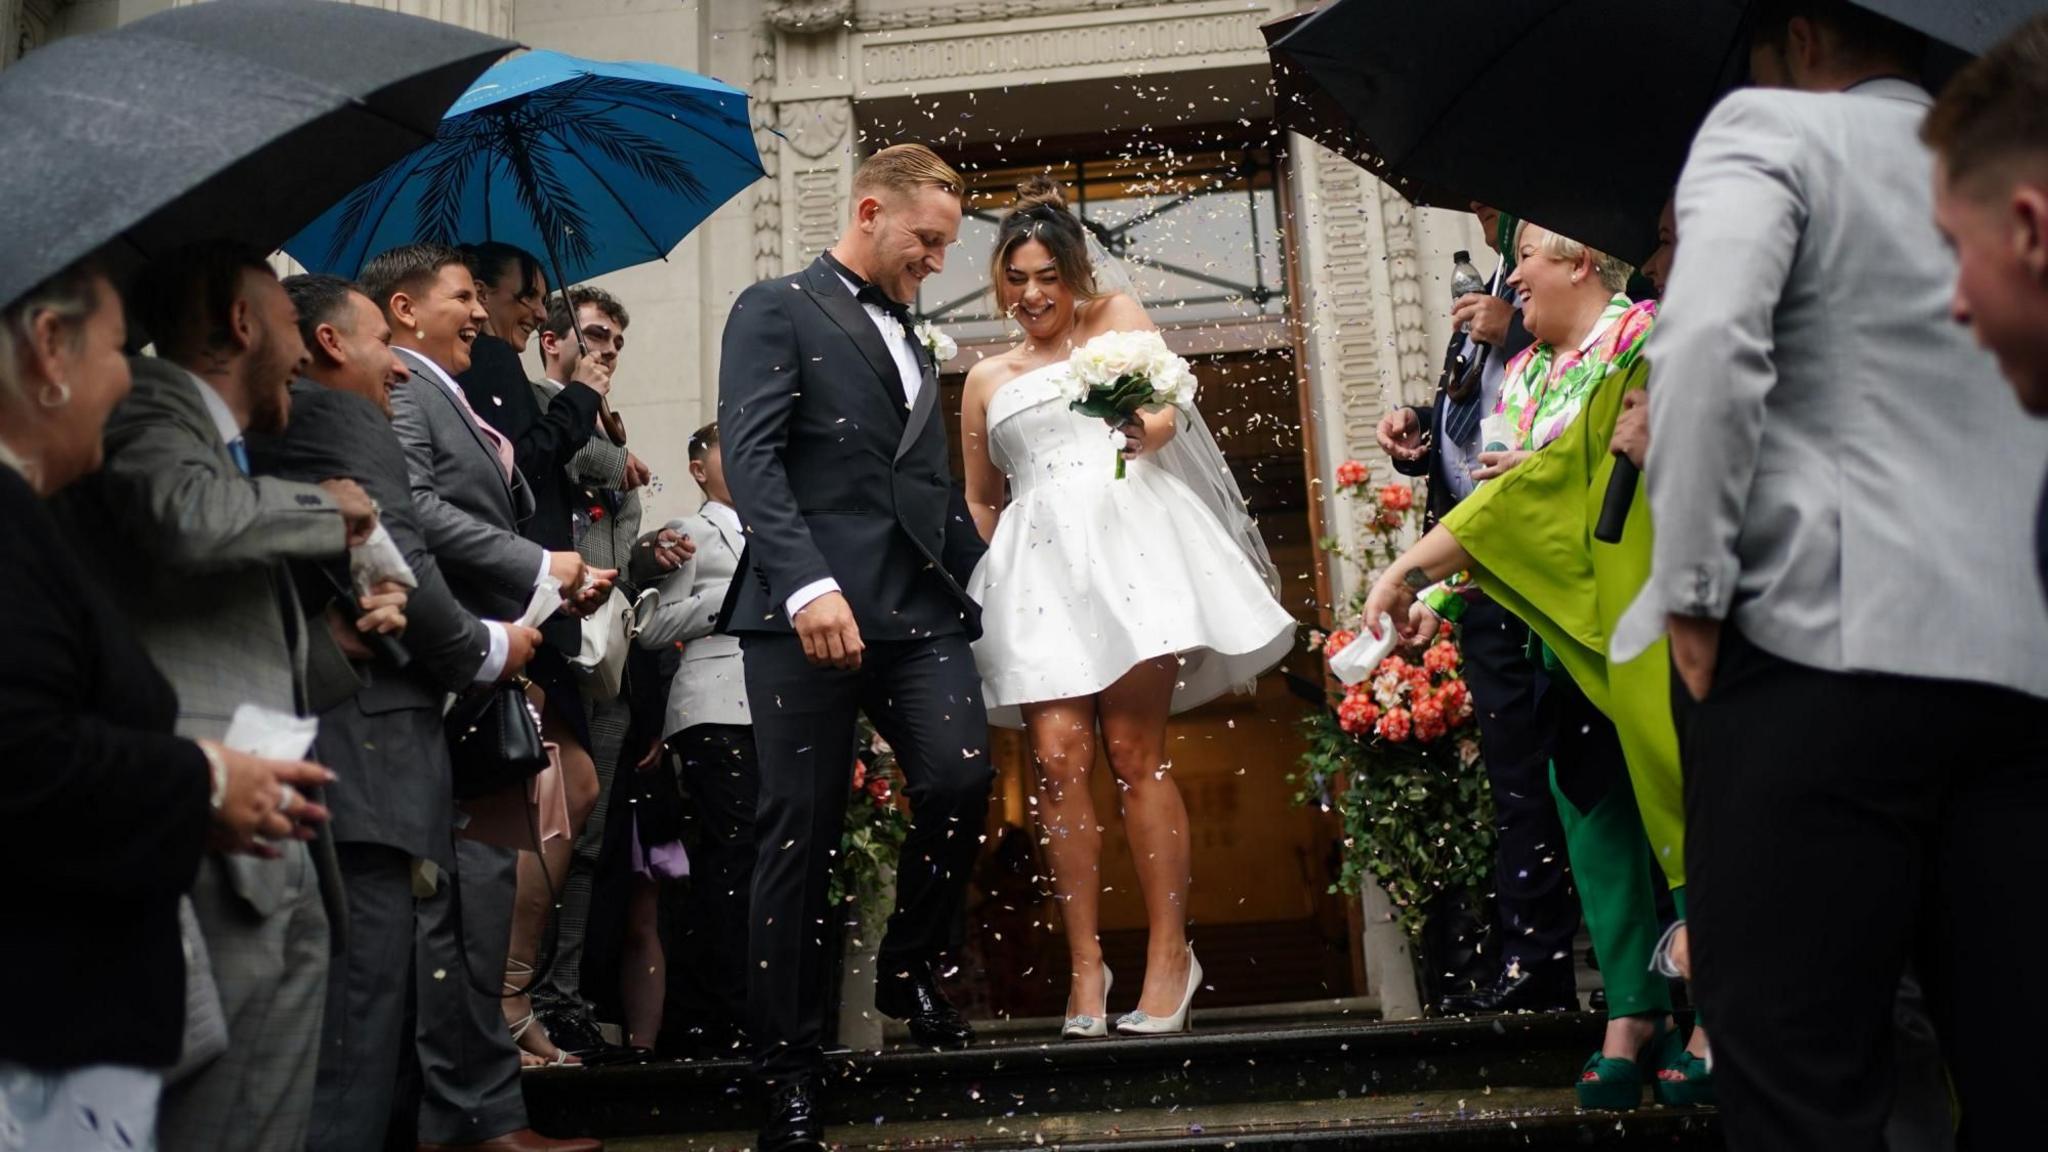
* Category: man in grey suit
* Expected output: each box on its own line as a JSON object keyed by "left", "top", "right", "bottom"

{"left": 365, "top": 243, "right": 603, "bottom": 1152}
{"left": 637, "top": 422, "right": 756, "bottom": 1055}
{"left": 1612, "top": 4, "right": 2048, "bottom": 1146}
{"left": 246, "top": 275, "right": 544, "bottom": 1152}
{"left": 57, "top": 242, "right": 386, "bottom": 1152}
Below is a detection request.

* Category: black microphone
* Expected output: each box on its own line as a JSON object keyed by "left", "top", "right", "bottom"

{"left": 323, "top": 565, "right": 412, "bottom": 670}
{"left": 1594, "top": 456, "right": 1639, "bottom": 544}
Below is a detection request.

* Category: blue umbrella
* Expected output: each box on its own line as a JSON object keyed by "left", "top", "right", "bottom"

{"left": 284, "top": 49, "right": 763, "bottom": 285}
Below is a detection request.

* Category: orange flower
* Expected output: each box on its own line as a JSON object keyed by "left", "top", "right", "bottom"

{"left": 1335, "top": 460, "right": 1370, "bottom": 488}
{"left": 1378, "top": 483, "right": 1415, "bottom": 512}
{"left": 1436, "top": 679, "right": 1472, "bottom": 721}
{"left": 851, "top": 761, "right": 867, "bottom": 792}
{"left": 1376, "top": 706, "right": 1412, "bottom": 743}
{"left": 1323, "top": 629, "right": 1357, "bottom": 661}
{"left": 1337, "top": 687, "right": 1380, "bottom": 736}
{"left": 1412, "top": 697, "right": 1447, "bottom": 743}
{"left": 1422, "top": 640, "right": 1459, "bottom": 676}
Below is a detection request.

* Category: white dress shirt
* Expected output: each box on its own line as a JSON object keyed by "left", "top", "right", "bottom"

{"left": 783, "top": 268, "right": 927, "bottom": 622}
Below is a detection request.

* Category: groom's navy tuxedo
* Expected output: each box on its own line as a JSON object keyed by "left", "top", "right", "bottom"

{"left": 718, "top": 254, "right": 992, "bottom": 1082}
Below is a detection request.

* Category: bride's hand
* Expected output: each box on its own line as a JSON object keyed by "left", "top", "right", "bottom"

{"left": 1112, "top": 415, "right": 1163, "bottom": 459}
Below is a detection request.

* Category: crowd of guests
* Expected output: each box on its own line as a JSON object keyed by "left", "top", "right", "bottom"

{"left": 1363, "top": 5, "right": 2048, "bottom": 1148}
{"left": 2, "top": 3, "right": 2045, "bottom": 1152}
{"left": 0, "top": 225, "right": 753, "bottom": 1151}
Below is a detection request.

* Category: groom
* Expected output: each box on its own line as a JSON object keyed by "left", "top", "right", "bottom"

{"left": 717, "top": 142, "right": 992, "bottom": 1152}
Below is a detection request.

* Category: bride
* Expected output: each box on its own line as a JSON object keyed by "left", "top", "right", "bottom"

{"left": 962, "top": 176, "right": 1296, "bottom": 1038}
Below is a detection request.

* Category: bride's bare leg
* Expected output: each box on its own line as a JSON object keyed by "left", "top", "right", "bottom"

{"left": 1022, "top": 697, "right": 1107, "bottom": 1020}
{"left": 1098, "top": 658, "right": 1189, "bottom": 1019}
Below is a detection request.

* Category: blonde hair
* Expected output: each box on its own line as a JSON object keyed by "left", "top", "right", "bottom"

{"left": 0, "top": 261, "right": 104, "bottom": 408}
{"left": 852, "top": 143, "right": 965, "bottom": 201}
{"left": 990, "top": 174, "right": 1100, "bottom": 312}
{"left": 1517, "top": 221, "right": 1633, "bottom": 293}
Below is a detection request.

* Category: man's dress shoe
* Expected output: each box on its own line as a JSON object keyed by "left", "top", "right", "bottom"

{"left": 759, "top": 1078, "right": 826, "bottom": 1152}
{"left": 874, "top": 967, "right": 975, "bottom": 1048}
{"left": 417, "top": 1128, "right": 602, "bottom": 1152}
{"left": 1436, "top": 962, "right": 1579, "bottom": 1017}
{"left": 534, "top": 1003, "right": 635, "bottom": 1065}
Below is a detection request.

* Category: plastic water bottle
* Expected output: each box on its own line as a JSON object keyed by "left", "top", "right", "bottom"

{"left": 1451, "top": 249, "right": 1487, "bottom": 311}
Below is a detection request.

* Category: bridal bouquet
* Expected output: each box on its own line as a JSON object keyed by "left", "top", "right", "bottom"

{"left": 1058, "top": 329, "right": 1198, "bottom": 478}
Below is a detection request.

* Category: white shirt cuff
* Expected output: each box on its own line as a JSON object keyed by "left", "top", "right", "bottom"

{"left": 474, "top": 621, "right": 509, "bottom": 684}
{"left": 785, "top": 578, "right": 841, "bottom": 622}
{"left": 534, "top": 552, "right": 552, "bottom": 592}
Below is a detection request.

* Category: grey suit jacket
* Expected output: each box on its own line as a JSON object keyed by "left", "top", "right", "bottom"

{"left": 639, "top": 507, "right": 749, "bottom": 735}
{"left": 59, "top": 357, "right": 348, "bottom": 913}
{"left": 1615, "top": 79, "right": 2048, "bottom": 699}
{"left": 247, "top": 380, "right": 490, "bottom": 863}
{"left": 389, "top": 347, "right": 546, "bottom": 623}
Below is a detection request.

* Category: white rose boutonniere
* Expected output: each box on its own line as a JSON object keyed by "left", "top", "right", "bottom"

{"left": 914, "top": 320, "right": 957, "bottom": 363}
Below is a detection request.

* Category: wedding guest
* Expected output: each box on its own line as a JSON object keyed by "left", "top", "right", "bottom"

{"left": 1611, "top": 2, "right": 2048, "bottom": 1144}
{"left": 1924, "top": 12, "right": 2048, "bottom": 601}
{"left": 960, "top": 177, "right": 1296, "bottom": 1039}
{"left": 637, "top": 422, "right": 756, "bottom": 1058}
{"left": 249, "top": 273, "right": 542, "bottom": 1152}
{"left": 53, "top": 241, "right": 384, "bottom": 1152}
{"left": 457, "top": 243, "right": 621, "bottom": 1065}
{"left": 1376, "top": 204, "right": 1578, "bottom": 1015}
{"left": 528, "top": 285, "right": 666, "bottom": 1060}
{"left": 369, "top": 242, "right": 603, "bottom": 1152}
{"left": 0, "top": 258, "right": 333, "bottom": 1152}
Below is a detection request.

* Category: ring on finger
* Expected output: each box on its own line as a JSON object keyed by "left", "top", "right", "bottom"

{"left": 277, "top": 784, "right": 299, "bottom": 814}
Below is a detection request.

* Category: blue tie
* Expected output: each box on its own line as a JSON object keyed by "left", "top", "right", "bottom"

{"left": 1443, "top": 353, "right": 1484, "bottom": 448}
{"left": 227, "top": 437, "right": 251, "bottom": 476}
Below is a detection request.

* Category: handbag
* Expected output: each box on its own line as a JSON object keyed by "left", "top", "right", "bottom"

{"left": 445, "top": 676, "right": 549, "bottom": 800}
{"left": 571, "top": 587, "right": 632, "bottom": 699}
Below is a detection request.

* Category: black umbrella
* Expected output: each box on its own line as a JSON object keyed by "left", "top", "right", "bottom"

{"left": 0, "top": 0, "right": 517, "bottom": 310}
{"left": 1270, "top": 0, "right": 2044, "bottom": 262}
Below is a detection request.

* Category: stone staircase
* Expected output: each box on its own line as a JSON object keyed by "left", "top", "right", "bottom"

{"left": 522, "top": 1012, "right": 1720, "bottom": 1150}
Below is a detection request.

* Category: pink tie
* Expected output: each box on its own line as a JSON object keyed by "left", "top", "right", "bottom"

{"left": 450, "top": 383, "right": 517, "bottom": 484}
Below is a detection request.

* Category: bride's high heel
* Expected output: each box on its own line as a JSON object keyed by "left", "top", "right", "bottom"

{"left": 1062, "top": 965, "right": 1114, "bottom": 1040}
{"left": 1115, "top": 946, "right": 1201, "bottom": 1036}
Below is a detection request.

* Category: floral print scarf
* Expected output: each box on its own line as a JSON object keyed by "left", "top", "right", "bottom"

{"left": 1495, "top": 294, "right": 1657, "bottom": 451}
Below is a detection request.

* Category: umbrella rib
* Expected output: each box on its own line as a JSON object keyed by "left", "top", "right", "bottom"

{"left": 583, "top": 93, "right": 767, "bottom": 176}
{"left": 352, "top": 146, "right": 440, "bottom": 274}
{"left": 540, "top": 123, "right": 672, "bottom": 267}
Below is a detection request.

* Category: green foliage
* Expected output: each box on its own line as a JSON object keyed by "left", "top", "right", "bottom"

{"left": 1290, "top": 704, "right": 1495, "bottom": 942}
{"left": 830, "top": 717, "right": 912, "bottom": 934}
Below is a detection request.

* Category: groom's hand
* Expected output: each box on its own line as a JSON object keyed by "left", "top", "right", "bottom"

{"left": 794, "top": 591, "right": 864, "bottom": 670}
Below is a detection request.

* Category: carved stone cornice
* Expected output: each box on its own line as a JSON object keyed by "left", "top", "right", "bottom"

{"left": 767, "top": 0, "right": 855, "bottom": 34}
{"left": 852, "top": 0, "right": 1270, "bottom": 96}
{"left": 853, "top": 0, "right": 1152, "bottom": 33}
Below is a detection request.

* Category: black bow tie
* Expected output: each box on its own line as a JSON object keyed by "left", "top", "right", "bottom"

{"left": 856, "top": 281, "right": 915, "bottom": 332}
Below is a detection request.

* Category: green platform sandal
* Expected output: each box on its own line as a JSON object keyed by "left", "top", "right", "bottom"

{"left": 1575, "top": 1018, "right": 1667, "bottom": 1111}
{"left": 1653, "top": 1027, "right": 1716, "bottom": 1107}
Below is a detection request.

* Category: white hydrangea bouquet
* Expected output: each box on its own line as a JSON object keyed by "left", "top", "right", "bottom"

{"left": 1057, "top": 329, "right": 1198, "bottom": 478}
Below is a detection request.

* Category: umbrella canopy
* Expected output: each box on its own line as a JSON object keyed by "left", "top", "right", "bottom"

{"left": 0, "top": 0, "right": 516, "bottom": 310}
{"left": 1270, "top": 0, "right": 2045, "bottom": 262}
{"left": 284, "top": 50, "right": 765, "bottom": 285}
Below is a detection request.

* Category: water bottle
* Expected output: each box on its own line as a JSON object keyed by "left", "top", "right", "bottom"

{"left": 1451, "top": 249, "right": 1486, "bottom": 325}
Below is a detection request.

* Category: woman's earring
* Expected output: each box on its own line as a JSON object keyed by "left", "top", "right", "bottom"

{"left": 37, "top": 379, "right": 71, "bottom": 409}
{"left": 416, "top": 329, "right": 427, "bottom": 341}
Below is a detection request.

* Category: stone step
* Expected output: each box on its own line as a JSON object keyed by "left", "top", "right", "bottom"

{"left": 524, "top": 1014, "right": 1641, "bottom": 1140}
{"left": 594, "top": 1087, "right": 1717, "bottom": 1150}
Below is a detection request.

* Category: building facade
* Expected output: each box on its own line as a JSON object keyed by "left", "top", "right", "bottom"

{"left": 9, "top": 0, "right": 1495, "bottom": 1015}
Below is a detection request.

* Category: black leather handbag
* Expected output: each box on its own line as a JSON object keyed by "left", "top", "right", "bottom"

{"left": 445, "top": 677, "right": 549, "bottom": 800}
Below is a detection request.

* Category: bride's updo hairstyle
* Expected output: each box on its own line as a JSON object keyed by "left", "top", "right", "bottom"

{"left": 990, "top": 174, "right": 1101, "bottom": 313}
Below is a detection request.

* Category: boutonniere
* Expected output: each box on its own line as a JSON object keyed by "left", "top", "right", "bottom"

{"left": 914, "top": 320, "right": 957, "bottom": 363}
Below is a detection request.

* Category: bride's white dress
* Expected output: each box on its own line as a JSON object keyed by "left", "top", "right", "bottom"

{"left": 968, "top": 362, "right": 1298, "bottom": 728}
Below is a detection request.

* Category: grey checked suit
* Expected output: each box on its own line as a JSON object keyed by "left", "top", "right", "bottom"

{"left": 641, "top": 506, "right": 751, "bottom": 738}
{"left": 246, "top": 379, "right": 494, "bottom": 1152}
{"left": 388, "top": 348, "right": 537, "bottom": 1144}
{"left": 57, "top": 357, "right": 346, "bottom": 1152}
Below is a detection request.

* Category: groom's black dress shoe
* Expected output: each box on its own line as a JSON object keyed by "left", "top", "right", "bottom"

{"left": 1436, "top": 961, "right": 1578, "bottom": 1017}
{"left": 759, "top": 1078, "right": 826, "bottom": 1152}
{"left": 874, "top": 966, "right": 975, "bottom": 1049}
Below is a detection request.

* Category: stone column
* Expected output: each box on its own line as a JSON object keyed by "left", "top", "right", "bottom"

{"left": 768, "top": 1, "right": 856, "bottom": 275}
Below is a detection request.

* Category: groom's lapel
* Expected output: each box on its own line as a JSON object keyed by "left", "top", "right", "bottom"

{"left": 894, "top": 351, "right": 939, "bottom": 463}
{"left": 800, "top": 259, "right": 905, "bottom": 415}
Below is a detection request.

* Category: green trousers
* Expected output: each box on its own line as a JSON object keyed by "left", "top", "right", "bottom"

{"left": 1551, "top": 757, "right": 1671, "bottom": 1021}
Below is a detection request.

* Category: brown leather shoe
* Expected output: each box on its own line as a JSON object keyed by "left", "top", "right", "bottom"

{"left": 417, "top": 1128, "right": 603, "bottom": 1152}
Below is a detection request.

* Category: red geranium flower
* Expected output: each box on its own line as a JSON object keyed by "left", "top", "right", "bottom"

{"left": 1436, "top": 679, "right": 1472, "bottom": 721}
{"left": 1378, "top": 483, "right": 1415, "bottom": 512}
{"left": 1422, "top": 640, "right": 1459, "bottom": 676}
{"left": 851, "top": 761, "right": 867, "bottom": 792}
{"left": 1412, "top": 697, "right": 1447, "bottom": 743}
{"left": 1337, "top": 687, "right": 1380, "bottom": 736}
{"left": 1323, "top": 629, "right": 1357, "bottom": 661}
{"left": 1335, "top": 459, "right": 1370, "bottom": 488}
{"left": 1376, "top": 706, "right": 1412, "bottom": 743}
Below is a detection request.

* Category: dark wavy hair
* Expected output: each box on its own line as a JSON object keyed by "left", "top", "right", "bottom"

{"left": 989, "top": 174, "right": 1099, "bottom": 315}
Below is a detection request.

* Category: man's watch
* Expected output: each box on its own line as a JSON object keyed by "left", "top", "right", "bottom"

{"left": 1401, "top": 567, "right": 1432, "bottom": 594}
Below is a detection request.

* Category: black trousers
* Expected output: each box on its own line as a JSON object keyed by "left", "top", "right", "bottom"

{"left": 740, "top": 633, "right": 993, "bottom": 1081}
{"left": 667, "top": 722, "right": 761, "bottom": 1044}
{"left": 1458, "top": 596, "right": 1576, "bottom": 975}
{"left": 307, "top": 844, "right": 413, "bottom": 1152}
{"left": 1686, "top": 625, "right": 2048, "bottom": 1152}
